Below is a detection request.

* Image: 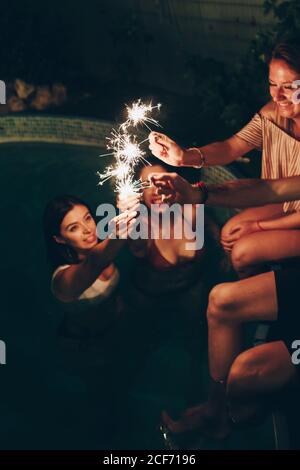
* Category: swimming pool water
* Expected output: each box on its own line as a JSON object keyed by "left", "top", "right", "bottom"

{"left": 0, "top": 142, "right": 275, "bottom": 450}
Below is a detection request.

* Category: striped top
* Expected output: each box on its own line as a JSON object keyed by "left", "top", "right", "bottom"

{"left": 236, "top": 101, "right": 300, "bottom": 212}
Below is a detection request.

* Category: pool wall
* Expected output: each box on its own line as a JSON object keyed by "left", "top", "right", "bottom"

{"left": 0, "top": 115, "right": 113, "bottom": 147}
{"left": 0, "top": 115, "right": 238, "bottom": 183}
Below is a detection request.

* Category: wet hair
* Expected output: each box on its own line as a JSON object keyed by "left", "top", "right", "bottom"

{"left": 43, "top": 195, "right": 93, "bottom": 269}
{"left": 135, "top": 155, "right": 170, "bottom": 180}
{"left": 269, "top": 41, "right": 300, "bottom": 75}
{"left": 135, "top": 155, "right": 201, "bottom": 184}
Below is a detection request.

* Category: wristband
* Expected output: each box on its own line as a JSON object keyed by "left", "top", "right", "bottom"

{"left": 188, "top": 147, "right": 206, "bottom": 169}
{"left": 257, "top": 220, "right": 265, "bottom": 231}
{"left": 192, "top": 181, "right": 208, "bottom": 204}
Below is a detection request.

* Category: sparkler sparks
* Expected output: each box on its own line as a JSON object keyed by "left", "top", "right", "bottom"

{"left": 121, "top": 99, "right": 162, "bottom": 132}
{"left": 115, "top": 176, "right": 151, "bottom": 199}
{"left": 108, "top": 131, "right": 146, "bottom": 166}
{"left": 98, "top": 99, "right": 162, "bottom": 198}
{"left": 97, "top": 162, "right": 131, "bottom": 186}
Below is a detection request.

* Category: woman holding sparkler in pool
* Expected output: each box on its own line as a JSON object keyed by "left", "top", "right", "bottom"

{"left": 118, "top": 158, "right": 223, "bottom": 296}
{"left": 43, "top": 195, "right": 137, "bottom": 442}
{"left": 117, "top": 158, "right": 225, "bottom": 382}
{"left": 44, "top": 195, "right": 136, "bottom": 306}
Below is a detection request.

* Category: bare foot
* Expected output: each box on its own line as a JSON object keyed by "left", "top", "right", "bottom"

{"left": 162, "top": 403, "right": 231, "bottom": 440}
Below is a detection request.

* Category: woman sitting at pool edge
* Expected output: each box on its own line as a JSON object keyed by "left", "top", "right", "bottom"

{"left": 149, "top": 41, "right": 300, "bottom": 279}
{"left": 150, "top": 172, "right": 300, "bottom": 438}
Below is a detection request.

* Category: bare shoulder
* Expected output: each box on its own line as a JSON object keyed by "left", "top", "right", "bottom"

{"left": 52, "top": 266, "right": 72, "bottom": 301}
{"left": 258, "top": 101, "right": 276, "bottom": 120}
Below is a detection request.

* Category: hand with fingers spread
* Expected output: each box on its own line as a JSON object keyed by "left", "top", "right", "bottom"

{"left": 149, "top": 172, "right": 203, "bottom": 205}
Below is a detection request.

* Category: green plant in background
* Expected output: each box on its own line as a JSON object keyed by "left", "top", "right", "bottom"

{"left": 186, "top": 0, "right": 300, "bottom": 137}
{"left": 240, "top": 0, "right": 300, "bottom": 123}
{"left": 264, "top": 0, "right": 300, "bottom": 41}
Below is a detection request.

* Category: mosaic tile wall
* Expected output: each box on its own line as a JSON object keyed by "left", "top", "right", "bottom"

{"left": 0, "top": 115, "right": 113, "bottom": 147}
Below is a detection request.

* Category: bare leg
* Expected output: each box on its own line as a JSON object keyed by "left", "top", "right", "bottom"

{"left": 221, "top": 204, "right": 284, "bottom": 243}
{"left": 208, "top": 272, "right": 277, "bottom": 380}
{"left": 162, "top": 272, "right": 278, "bottom": 438}
{"left": 230, "top": 230, "right": 300, "bottom": 278}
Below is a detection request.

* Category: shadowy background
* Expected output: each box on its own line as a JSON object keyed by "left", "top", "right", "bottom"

{"left": 3, "top": 0, "right": 300, "bottom": 174}
{"left": 1, "top": 0, "right": 300, "bottom": 450}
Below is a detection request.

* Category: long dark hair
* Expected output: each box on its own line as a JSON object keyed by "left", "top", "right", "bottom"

{"left": 270, "top": 41, "right": 300, "bottom": 74}
{"left": 43, "top": 195, "right": 93, "bottom": 269}
{"left": 135, "top": 155, "right": 201, "bottom": 184}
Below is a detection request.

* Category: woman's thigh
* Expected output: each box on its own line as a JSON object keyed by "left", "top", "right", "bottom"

{"left": 209, "top": 271, "right": 278, "bottom": 323}
{"left": 232, "top": 230, "right": 300, "bottom": 267}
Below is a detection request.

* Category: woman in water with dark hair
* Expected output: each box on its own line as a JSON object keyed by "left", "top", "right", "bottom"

{"left": 149, "top": 41, "right": 300, "bottom": 279}
{"left": 43, "top": 195, "right": 136, "bottom": 445}
{"left": 118, "top": 158, "right": 224, "bottom": 406}
{"left": 118, "top": 157, "right": 222, "bottom": 300}
{"left": 43, "top": 194, "right": 136, "bottom": 304}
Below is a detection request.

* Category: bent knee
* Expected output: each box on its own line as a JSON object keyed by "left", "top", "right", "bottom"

{"left": 207, "top": 283, "right": 237, "bottom": 323}
{"left": 231, "top": 240, "right": 254, "bottom": 271}
{"left": 227, "top": 351, "right": 260, "bottom": 396}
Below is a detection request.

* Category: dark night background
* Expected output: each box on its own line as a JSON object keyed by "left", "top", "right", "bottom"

{"left": 1, "top": 0, "right": 300, "bottom": 451}
{"left": 0, "top": 0, "right": 278, "bottom": 154}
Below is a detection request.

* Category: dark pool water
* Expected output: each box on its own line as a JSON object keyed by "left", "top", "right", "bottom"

{"left": 0, "top": 143, "right": 274, "bottom": 449}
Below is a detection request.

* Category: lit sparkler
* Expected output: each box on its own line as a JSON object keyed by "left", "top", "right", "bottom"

{"left": 121, "top": 99, "right": 162, "bottom": 132}
{"left": 116, "top": 176, "right": 151, "bottom": 199}
{"left": 97, "top": 162, "right": 131, "bottom": 186}
{"left": 98, "top": 99, "right": 162, "bottom": 198}
{"left": 108, "top": 130, "right": 149, "bottom": 166}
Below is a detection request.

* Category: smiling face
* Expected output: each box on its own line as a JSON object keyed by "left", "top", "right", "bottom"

{"left": 269, "top": 58, "right": 300, "bottom": 119}
{"left": 54, "top": 204, "right": 98, "bottom": 254}
{"left": 140, "top": 164, "right": 167, "bottom": 208}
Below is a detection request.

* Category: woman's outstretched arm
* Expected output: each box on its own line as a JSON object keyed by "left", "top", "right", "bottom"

{"left": 206, "top": 176, "right": 300, "bottom": 208}
{"left": 53, "top": 211, "right": 136, "bottom": 301}
{"left": 148, "top": 132, "right": 255, "bottom": 167}
{"left": 149, "top": 173, "right": 300, "bottom": 208}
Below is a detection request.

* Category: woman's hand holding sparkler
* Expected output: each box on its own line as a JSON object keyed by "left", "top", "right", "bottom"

{"left": 108, "top": 210, "right": 137, "bottom": 240}
{"left": 116, "top": 193, "right": 141, "bottom": 213}
{"left": 148, "top": 132, "right": 184, "bottom": 166}
{"left": 116, "top": 193, "right": 149, "bottom": 257}
{"left": 149, "top": 172, "right": 204, "bottom": 205}
{"left": 149, "top": 132, "right": 203, "bottom": 168}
